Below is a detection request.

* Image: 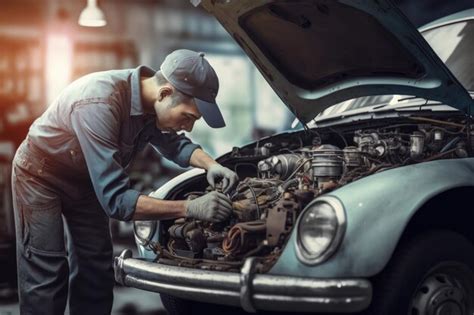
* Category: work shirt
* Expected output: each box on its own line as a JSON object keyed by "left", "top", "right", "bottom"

{"left": 27, "top": 66, "right": 201, "bottom": 221}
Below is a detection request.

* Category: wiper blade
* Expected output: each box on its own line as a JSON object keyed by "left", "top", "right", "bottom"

{"left": 395, "top": 101, "right": 444, "bottom": 110}
{"left": 374, "top": 97, "right": 443, "bottom": 111}
{"left": 370, "top": 97, "right": 429, "bottom": 110}
{"left": 397, "top": 96, "right": 422, "bottom": 102}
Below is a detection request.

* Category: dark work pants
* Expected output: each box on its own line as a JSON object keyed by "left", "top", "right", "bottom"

{"left": 11, "top": 140, "right": 114, "bottom": 315}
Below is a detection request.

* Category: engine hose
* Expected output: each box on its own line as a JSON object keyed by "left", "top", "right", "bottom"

{"left": 246, "top": 184, "right": 261, "bottom": 218}
{"left": 241, "top": 221, "right": 266, "bottom": 231}
{"left": 243, "top": 244, "right": 266, "bottom": 258}
{"left": 440, "top": 136, "right": 460, "bottom": 153}
{"left": 280, "top": 178, "right": 299, "bottom": 192}
{"left": 223, "top": 221, "right": 266, "bottom": 254}
{"left": 424, "top": 148, "right": 457, "bottom": 162}
{"left": 222, "top": 226, "right": 241, "bottom": 253}
{"left": 409, "top": 116, "right": 464, "bottom": 128}
{"left": 280, "top": 158, "right": 311, "bottom": 188}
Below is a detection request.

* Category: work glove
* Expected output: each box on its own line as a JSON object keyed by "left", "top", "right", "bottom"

{"left": 206, "top": 164, "right": 239, "bottom": 194}
{"left": 185, "top": 191, "right": 233, "bottom": 222}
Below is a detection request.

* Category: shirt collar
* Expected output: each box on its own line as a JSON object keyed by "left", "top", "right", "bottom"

{"left": 130, "top": 65, "right": 157, "bottom": 116}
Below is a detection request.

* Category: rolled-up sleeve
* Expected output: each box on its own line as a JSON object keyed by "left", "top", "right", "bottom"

{"left": 150, "top": 131, "right": 201, "bottom": 168}
{"left": 71, "top": 103, "right": 140, "bottom": 221}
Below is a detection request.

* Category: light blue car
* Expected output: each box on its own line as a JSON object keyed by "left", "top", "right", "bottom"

{"left": 114, "top": 1, "right": 474, "bottom": 314}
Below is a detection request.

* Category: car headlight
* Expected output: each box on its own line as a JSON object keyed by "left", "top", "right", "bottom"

{"left": 295, "top": 196, "right": 346, "bottom": 265}
{"left": 133, "top": 221, "right": 157, "bottom": 245}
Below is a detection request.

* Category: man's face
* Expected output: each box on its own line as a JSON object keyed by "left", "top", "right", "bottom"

{"left": 154, "top": 90, "right": 202, "bottom": 133}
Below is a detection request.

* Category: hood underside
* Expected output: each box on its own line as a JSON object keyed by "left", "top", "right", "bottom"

{"left": 192, "top": 0, "right": 474, "bottom": 122}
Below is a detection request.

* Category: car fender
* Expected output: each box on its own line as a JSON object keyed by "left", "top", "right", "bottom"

{"left": 270, "top": 157, "right": 474, "bottom": 278}
{"left": 135, "top": 168, "right": 206, "bottom": 259}
{"left": 149, "top": 168, "right": 206, "bottom": 200}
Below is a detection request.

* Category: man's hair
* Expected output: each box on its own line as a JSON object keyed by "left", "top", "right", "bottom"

{"left": 154, "top": 71, "right": 191, "bottom": 106}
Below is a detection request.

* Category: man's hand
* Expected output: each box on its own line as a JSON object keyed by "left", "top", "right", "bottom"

{"left": 185, "top": 191, "right": 232, "bottom": 222}
{"left": 206, "top": 164, "right": 239, "bottom": 193}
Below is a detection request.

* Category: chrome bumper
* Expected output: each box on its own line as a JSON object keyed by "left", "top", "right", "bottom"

{"left": 114, "top": 249, "right": 372, "bottom": 313}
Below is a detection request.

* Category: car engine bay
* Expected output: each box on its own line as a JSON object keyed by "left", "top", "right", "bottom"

{"left": 147, "top": 115, "right": 473, "bottom": 272}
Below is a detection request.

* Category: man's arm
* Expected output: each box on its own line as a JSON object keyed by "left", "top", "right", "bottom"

{"left": 189, "top": 148, "right": 239, "bottom": 193}
{"left": 132, "top": 148, "right": 230, "bottom": 221}
{"left": 133, "top": 192, "right": 232, "bottom": 222}
{"left": 150, "top": 131, "right": 238, "bottom": 192}
{"left": 72, "top": 104, "right": 232, "bottom": 222}
{"left": 133, "top": 196, "right": 186, "bottom": 220}
{"left": 71, "top": 102, "right": 141, "bottom": 221}
{"left": 149, "top": 130, "right": 201, "bottom": 168}
{"left": 188, "top": 148, "right": 218, "bottom": 170}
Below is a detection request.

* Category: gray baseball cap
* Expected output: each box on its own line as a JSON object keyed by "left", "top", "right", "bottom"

{"left": 160, "top": 49, "right": 225, "bottom": 128}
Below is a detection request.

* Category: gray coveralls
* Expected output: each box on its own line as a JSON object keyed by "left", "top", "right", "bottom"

{"left": 11, "top": 66, "right": 200, "bottom": 315}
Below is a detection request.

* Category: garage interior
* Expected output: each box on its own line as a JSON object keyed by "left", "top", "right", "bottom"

{"left": 0, "top": 0, "right": 473, "bottom": 314}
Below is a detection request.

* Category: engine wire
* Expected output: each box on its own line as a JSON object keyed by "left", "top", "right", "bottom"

{"left": 408, "top": 116, "right": 465, "bottom": 128}
{"left": 328, "top": 127, "right": 348, "bottom": 147}
{"left": 245, "top": 183, "right": 261, "bottom": 219}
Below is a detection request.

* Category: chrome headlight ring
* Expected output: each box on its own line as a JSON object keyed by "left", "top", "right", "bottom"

{"left": 295, "top": 195, "right": 346, "bottom": 265}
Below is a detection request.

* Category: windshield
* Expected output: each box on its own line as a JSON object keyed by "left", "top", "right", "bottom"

{"left": 317, "top": 19, "right": 474, "bottom": 117}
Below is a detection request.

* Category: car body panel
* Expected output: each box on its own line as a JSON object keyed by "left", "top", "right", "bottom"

{"left": 269, "top": 157, "right": 474, "bottom": 277}
{"left": 135, "top": 168, "right": 206, "bottom": 260}
{"left": 312, "top": 98, "right": 461, "bottom": 126}
{"left": 148, "top": 168, "right": 206, "bottom": 200}
{"left": 135, "top": 233, "right": 158, "bottom": 260}
{"left": 419, "top": 8, "right": 474, "bottom": 32}
{"left": 192, "top": 0, "right": 474, "bottom": 122}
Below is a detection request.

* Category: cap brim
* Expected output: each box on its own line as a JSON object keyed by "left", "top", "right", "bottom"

{"left": 195, "top": 98, "right": 226, "bottom": 128}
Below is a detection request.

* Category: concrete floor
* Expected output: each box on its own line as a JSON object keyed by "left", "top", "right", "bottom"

{"left": 0, "top": 286, "right": 166, "bottom": 315}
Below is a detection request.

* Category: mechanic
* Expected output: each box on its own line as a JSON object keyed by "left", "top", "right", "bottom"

{"left": 11, "top": 49, "right": 238, "bottom": 315}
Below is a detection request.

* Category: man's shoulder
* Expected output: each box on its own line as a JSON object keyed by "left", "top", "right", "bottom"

{"left": 62, "top": 69, "right": 133, "bottom": 103}
{"left": 75, "top": 68, "right": 132, "bottom": 90}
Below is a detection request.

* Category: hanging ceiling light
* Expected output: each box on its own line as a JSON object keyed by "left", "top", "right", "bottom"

{"left": 78, "top": 0, "right": 107, "bottom": 27}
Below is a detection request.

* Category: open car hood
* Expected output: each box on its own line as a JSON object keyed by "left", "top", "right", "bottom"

{"left": 191, "top": 0, "right": 474, "bottom": 122}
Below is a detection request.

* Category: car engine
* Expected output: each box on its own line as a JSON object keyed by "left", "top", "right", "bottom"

{"left": 150, "top": 117, "right": 472, "bottom": 272}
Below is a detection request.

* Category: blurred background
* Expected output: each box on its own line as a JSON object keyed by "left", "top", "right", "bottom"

{"left": 0, "top": 1, "right": 296, "bottom": 313}
{"left": 0, "top": 0, "right": 472, "bottom": 314}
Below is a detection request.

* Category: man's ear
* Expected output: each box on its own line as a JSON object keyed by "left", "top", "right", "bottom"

{"left": 157, "top": 86, "right": 173, "bottom": 102}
